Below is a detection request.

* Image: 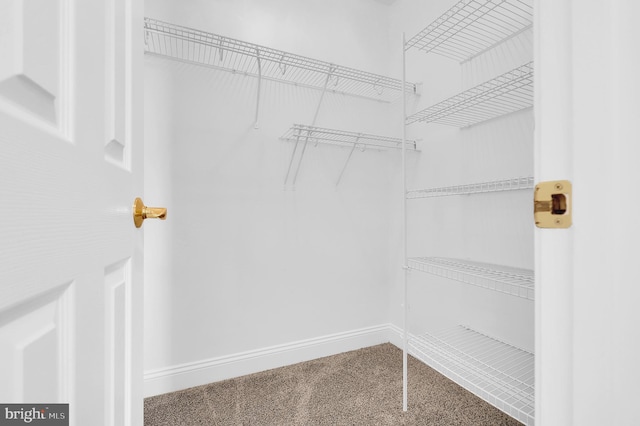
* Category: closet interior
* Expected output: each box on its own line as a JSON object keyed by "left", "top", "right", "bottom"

{"left": 143, "top": 0, "right": 534, "bottom": 424}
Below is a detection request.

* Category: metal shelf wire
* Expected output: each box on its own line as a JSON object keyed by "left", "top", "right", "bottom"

{"left": 280, "top": 124, "right": 418, "bottom": 186}
{"left": 407, "top": 176, "right": 533, "bottom": 199}
{"left": 406, "top": 62, "right": 532, "bottom": 127}
{"left": 405, "top": 0, "right": 533, "bottom": 62}
{"left": 144, "top": 18, "right": 416, "bottom": 101}
{"left": 407, "top": 257, "right": 534, "bottom": 300}
{"left": 280, "top": 124, "right": 418, "bottom": 151}
{"left": 410, "top": 325, "right": 534, "bottom": 425}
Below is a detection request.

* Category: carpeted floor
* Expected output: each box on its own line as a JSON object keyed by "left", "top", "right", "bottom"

{"left": 145, "top": 343, "right": 523, "bottom": 425}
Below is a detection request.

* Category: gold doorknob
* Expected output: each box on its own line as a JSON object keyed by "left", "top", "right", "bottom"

{"left": 133, "top": 197, "right": 167, "bottom": 228}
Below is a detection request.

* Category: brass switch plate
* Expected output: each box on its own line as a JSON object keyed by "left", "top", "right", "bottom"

{"left": 534, "top": 180, "right": 572, "bottom": 228}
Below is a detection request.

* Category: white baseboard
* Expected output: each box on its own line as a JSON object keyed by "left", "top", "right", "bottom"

{"left": 386, "top": 323, "right": 404, "bottom": 348}
{"left": 144, "top": 323, "right": 398, "bottom": 397}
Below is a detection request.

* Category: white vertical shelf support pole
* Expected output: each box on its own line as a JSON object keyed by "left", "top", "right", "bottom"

{"left": 335, "top": 136, "right": 360, "bottom": 186}
{"left": 254, "top": 48, "right": 262, "bottom": 129}
{"left": 290, "top": 67, "right": 334, "bottom": 187}
{"left": 401, "top": 32, "right": 409, "bottom": 412}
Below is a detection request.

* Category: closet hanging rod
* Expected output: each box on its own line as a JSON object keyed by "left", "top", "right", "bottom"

{"left": 406, "top": 61, "right": 533, "bottom": 127}
{"left": 407, "top": 176, "right": 534, "bottom": 199}
{"left": 280, "top": 124, "right": 419, "bottom": 151}
{"left": 405, "top": 0, "right": 533, "bottom": 62}
{"left": 144, "top": 18, "right": 417, "bottom": 101}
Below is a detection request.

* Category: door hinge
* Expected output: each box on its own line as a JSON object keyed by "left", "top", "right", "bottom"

{"left": 534, "top": 180, "right": 572, "bottom": 228}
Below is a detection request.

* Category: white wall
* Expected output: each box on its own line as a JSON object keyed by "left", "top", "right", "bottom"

{"left": 143, "top": 0, "right": 400, "bottom": 395}
{"left": 388, "top": 0, "right": 535, "bottom": 352}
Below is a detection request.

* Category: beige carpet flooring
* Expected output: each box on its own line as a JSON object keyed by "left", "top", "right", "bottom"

{"left": 145, "top": 343, "right": 523, "bottom": 425}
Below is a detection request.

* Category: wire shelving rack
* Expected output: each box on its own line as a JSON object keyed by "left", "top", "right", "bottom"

{"left": 406, "top": 176, "right": 533, "bottom": 199}
{"left": 280, "top": 124, "right": 418, "bottom": 187}
{"left": 406, "top": 62, "right": 533, "bottom": 127}
{"left": 281, "top": 124, "right": 418, "bottom": 151}
{"left": 144, "top": 18, "right": 416, "bottom": 102}
{"left": 405, "top": 0, "right": 533, "bottom": 63}
{"left": 407, "top": 257, "right": 534, "bottom": 300}
{"left": 410, "top": 325, "right": 534, "bottom": 425}
{"left": 400, "top": 0, "right": 535, "bottom": 420}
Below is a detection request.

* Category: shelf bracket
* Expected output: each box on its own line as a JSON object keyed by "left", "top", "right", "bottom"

{"left": 290, "top": 67, "right": 334, "bottom": 187}
{"left": 283, "top": 132, "right": 301, "bottom": 187}
{"left": 291, "top": 129, "right": 313, "bottom": 187}
{"left": 253, "top": 48, "right": 262, "bottom": 129}
{"left": 278, "top": 54, "right": 287, "bottom": 75}
{"left": 336, "top": 136, "right": 360, "bottom": 187}
{"left": 373, "top": 79, "right": 383, "bottom": 96}
{"left": 218, "top": 37, "right": 225, "bottom": 62}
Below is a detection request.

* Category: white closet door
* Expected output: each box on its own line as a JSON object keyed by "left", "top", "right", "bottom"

{"left": 0, "top": 0, "right": 144, "bottom": 425}
{"left": 535, "top": 1, "right": 640, "bottom": 425}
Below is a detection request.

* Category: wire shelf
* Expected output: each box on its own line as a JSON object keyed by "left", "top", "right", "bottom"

{"left": 410, "top": 325, "right": 534, "bottom": 425}
{"left": 280, "top": 124, "right": 418, "bottom": 151}
{"left": 407, "top": 176, "right": 533, "bottom": 199}
{"left": 405, "top": 0, "right": 533, "bottom": 62}
{"left": 406, "top": 62, "right": 532, "bottom": 127}
{"left": 144, "top": 18, "right": 416, "bottom": 101}
{"left": 407, "top": 257, "right": 534, "bottom": 300}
